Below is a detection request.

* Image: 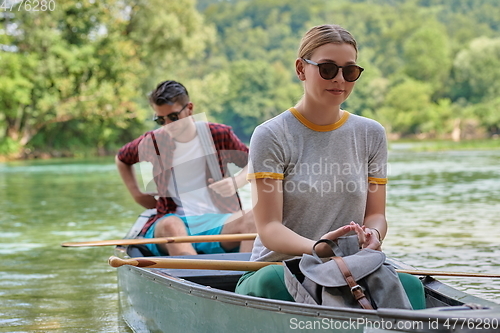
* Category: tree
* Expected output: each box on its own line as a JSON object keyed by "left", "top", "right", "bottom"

{"left": 0, "top": 1, "right": 143, "bottom": 155}
{"left": 0, "top": 0, "right": 215, "bottom": 156}
{"left": 452, "top": 37, "right": 500, "bottom": 103}
{"left": 377, "top": 78, "right": 434, "bottom": 135}
{"left": 125, "top": 0, "right": 216, "bottom": 89}
{"left": 402, "top": 22, "right": 452, "bottom": 90}
{"left": 200, "top": 59, "right": 302, "bottom": 141}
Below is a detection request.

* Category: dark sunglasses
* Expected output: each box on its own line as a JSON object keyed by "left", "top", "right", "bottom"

{"left": 302, "top": 58, "right": 364, "bottom": 82}
{"left": 153, "top": 103, "right": 189, "bottom": 125}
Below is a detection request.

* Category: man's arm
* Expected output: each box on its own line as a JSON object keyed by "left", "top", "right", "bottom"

{"left": 207, "top": 164, "right": 249, "bottom": 197}
{"left": 233, "top": 164, "right": 249, "bottom": 188}
{"left": 115, "top": 155, "right": 157, "bottom": 209}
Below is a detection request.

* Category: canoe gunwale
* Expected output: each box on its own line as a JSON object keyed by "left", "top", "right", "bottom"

{"left": 115, "top": 246, "right": 500, "bottom": 333}
{"left": 115, "top": 247, "right": 499, "bottom": 320}
{"left": 117, "top": 260, "right": 379, "bottom": 321}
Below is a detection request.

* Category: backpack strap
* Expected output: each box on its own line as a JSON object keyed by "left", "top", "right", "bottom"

{"left": 195, "top": 121, "right": 223, "bottom": 181}
{"left": 332, "top": 256, "right": 374, "bottom": 310}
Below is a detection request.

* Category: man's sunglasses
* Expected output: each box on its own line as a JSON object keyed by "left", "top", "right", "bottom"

{"left": 153, "top": 103, "right": 189, "bottom": 125}
{"left": 302, "top": 58, "right": 364, "bottom": 82}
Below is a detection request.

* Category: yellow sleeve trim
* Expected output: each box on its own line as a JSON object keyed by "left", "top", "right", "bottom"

{"left": 247, "top": 172, "right": 284, "bottom": 181}
{"left": 368, "top": 177, "right": 388, "bottom": 185}
{"left": 289, "top": 107, "right": 350, "bottom": 132}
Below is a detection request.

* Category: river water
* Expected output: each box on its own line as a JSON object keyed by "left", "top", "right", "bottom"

{"left": 1, "top": 148, "right": 499, "bottom": 332}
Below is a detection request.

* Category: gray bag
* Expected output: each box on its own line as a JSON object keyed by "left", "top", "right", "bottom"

{"left": 283, "top": 237, "right": 413, "bottom": 310}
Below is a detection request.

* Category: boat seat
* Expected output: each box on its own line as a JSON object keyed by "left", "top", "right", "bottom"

{"left": 159, "top": 252, "right": 251, "bottom": 291}
{"left": 125, "top": 250, "right": 251, "bottom": 292}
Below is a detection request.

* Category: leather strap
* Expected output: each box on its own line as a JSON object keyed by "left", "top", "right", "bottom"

{"left": 195, "top": 121, "right": 223, "bottom": 181}
{"left": 332, "top": 256, "right": 374, "bottom": 310}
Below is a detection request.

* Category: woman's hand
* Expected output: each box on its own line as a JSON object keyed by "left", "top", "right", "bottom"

{"left": 315, "top": 225, "right": 356, "bottom": 257}
{"left": 350, "top": 221, "right": 382, "bottom": 251}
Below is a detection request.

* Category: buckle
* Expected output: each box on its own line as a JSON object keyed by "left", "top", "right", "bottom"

{"left": 350, "top": 285, "right": 362, "bottom": 294}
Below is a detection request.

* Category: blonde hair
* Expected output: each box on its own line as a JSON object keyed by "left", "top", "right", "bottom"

{"left": 298, "top": 24, "right": 358, "bottom": 59}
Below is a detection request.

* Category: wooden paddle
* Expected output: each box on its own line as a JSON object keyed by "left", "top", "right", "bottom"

{"left": 108, "top": 256, "right": 272, "bottom": 271}
{"left": 61, "top": 233, "right": 257, "bottom": 247}
{"left": 108, "top": 256, "right": 500, "bottom": 278}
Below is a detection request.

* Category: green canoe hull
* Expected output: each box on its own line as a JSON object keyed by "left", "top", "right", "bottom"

{"left": 115, "top": 247, "right": 500, "bottom": 333}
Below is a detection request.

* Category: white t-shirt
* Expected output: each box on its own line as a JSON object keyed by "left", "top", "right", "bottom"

{"left": 167, "top": 135, "right": 221, "bottom": 216}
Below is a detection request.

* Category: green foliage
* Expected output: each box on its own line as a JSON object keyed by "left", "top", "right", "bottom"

{"left": 466, "top": 97, "right": 500, "bottom": 135}
{"left": 1, "top": 1, "right": 143, "bottom": 154}
{"left": 220, "top": 59, "right": 302, "bottom": 140}
{"left": 452, "top": 37, "right": 500, "bottom": 103}
{"left": 2, "top": 0, "right": 500, "bottom": 159}
{"left": 0, "top": 137, "right": 22, "bottom": 156}
{"left": 0, "top": 0, "right": 214, "bottom": 156}
{"left": 402, "top": 22, "right": 451, "bottom": 89}
{"left": 187, "top": 59, "right": 302, "bottom": 141}
{"left": 377, "top": 78, "right": 434, "bottom": 135}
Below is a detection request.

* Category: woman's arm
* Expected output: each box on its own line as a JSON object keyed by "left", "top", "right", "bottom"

{"left": 362, "top": 183, "right": 387, "bottom": 249}
{"left": 252, "top": 178, "right": 352, "bottom": 256}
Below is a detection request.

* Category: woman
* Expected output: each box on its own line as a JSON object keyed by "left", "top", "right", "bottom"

{"left": 235, "top": 24, "right": 425, "bottom": 309}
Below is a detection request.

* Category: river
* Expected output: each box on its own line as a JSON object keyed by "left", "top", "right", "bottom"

{"left": 1, "top": 148, "right": 499, "bottom": 332}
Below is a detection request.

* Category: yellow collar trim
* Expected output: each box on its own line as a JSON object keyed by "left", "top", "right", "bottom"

{"left": 289, "top": 107, "right": 350, "bottom": 132}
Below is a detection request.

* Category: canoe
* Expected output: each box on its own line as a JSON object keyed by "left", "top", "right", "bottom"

{"left": 114, "top": 213, "right": 500, "bottom": 333}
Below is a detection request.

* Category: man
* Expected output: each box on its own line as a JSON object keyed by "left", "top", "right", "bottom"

{"left": 116, "top": 80, "right": 255, "bottom": 256}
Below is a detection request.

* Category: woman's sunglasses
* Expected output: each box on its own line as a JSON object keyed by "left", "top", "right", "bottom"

{"left": 153, "top": 103, "right": 189, "bottom": 125}
{"left": 302, "top": 58, "right": 364, "bottom": 82}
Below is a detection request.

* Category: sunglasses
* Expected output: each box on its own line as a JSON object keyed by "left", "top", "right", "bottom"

{"left": 302, "top": 58, "right": 364, "bottom": 82}
{"left": 153, "top": 103, "right": 189, "bottom": 125}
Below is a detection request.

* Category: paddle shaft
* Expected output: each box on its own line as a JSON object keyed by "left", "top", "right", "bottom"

{"left": 62, "top": 233, "right": 257, "bottom": 247}
{"left": 396, "top": 269, "right": 500, "bottom": 278}
{"left": 108, "top": 256, "right": 275, "bottom": 271}
{"left": 108, "top": 256, "right": 500, "bottom": 278}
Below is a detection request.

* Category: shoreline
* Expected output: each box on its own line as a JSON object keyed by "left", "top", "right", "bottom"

{"left": 389, "top": 138, "right": 500, "bottom": 152}
{"left": 1, "top": 139, "right": 499, "bottom": 162}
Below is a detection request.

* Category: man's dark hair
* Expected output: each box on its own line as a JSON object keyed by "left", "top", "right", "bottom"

{"left": 149, "top": 80, "right": 190, "bottom": 106}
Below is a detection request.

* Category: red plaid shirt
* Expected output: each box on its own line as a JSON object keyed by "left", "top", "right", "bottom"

{"left": 117, "top": 123, "right": 249, "bottom": 235}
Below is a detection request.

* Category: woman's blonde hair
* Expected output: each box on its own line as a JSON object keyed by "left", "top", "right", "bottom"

{"left": 298, "top": 24, "right": 358, "bottom": 59}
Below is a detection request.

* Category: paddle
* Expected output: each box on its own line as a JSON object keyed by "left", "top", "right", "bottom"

{"left": 108, "top": 256, "right": 500, "bottom": 278}
{"left": 61, "top": 233, "right": 257, "bottom": 247}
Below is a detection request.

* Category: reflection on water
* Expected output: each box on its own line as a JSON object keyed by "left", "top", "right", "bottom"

{"left": 1, "top": 151, "right": 499, "bottom": 332}
{"left": 0, "top": 157, "right": 134, "bottom": 333}
{"left": 384, "top": 150, "right": 500, "bottom": 302}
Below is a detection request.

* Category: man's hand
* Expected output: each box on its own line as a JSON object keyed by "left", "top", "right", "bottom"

{"left": 208, "top": 177, "right": 237, "bottom": 197}
{"left": 133, "top": 192, "right": 158, "bottom": 209}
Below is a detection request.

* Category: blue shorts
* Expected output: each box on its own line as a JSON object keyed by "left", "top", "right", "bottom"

{"left": 144, "top": 213, "right": 237, "bottom": 255}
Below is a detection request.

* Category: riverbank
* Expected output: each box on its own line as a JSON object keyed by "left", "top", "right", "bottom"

{"left": 390, "top": 138, "right": 500, "bottom": 152}
{"left": 1, "top": 138, "right": 499, "bottom": 162}
{"left": 0, "top": 146, "right": 119, "bottom": 162}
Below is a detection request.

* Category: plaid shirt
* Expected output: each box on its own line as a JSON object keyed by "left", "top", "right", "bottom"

{"left": 117, "top": 122, "right": 249, "bottom": 235}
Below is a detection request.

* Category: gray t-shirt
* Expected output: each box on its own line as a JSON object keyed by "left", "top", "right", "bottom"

{"left": 248, "top": 108, "right": 388, "bottom": 262}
